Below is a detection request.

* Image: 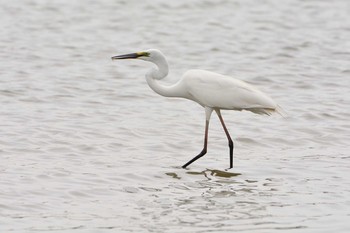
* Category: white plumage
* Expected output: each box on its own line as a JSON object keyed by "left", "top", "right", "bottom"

{"left": 181, "top": 69, "right": 278, "bottom": 114}
{"left": 112, "top": 49, "right": 284, "bottom": 168}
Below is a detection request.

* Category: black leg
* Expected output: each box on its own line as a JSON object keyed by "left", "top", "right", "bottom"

{"left": 182, "top": 120, "right": 209, "bottom": 168}
{"left": 216, "top": 110, "right": 234, "bottom": 168}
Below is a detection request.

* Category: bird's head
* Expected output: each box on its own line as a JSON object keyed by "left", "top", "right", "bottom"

{"left": 111, "top": 49, "right": 164, "bottom": 62}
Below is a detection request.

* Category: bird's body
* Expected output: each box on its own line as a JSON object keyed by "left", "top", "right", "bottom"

{"left": 112, "top": 49, "right": 283, "bottom": 168}
{"left": 177, "top": 69, "right": 278, "bottom": 114}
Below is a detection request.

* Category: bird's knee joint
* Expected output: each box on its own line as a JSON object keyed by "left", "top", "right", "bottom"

{"left": 228, "top": 140, "right": 234, "bottom": 148}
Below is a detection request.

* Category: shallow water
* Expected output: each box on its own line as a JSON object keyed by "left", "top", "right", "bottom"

{"left": 1, "top": 0, "right": 350, "bottom": 232}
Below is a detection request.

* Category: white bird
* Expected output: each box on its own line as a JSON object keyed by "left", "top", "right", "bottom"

{"left": 112, "top": 49, "right": 284, "bottom": 169}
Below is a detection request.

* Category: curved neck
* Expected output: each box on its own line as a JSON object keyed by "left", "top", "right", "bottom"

{"left": 145, "top": 56, "right": 184, "bottom": 98}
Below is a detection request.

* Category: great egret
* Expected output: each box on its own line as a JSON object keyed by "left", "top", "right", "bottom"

{"left": 112, "top": 49, "right": 284, "bottom": 169}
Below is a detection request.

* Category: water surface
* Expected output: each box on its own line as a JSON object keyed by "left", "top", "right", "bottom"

{"left": 1, "top": 0, "right": 350, "bottom": 232}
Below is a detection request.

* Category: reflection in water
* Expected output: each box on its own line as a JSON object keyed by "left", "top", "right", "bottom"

{"left": 166, "top": 169, "right": 241, "bottom": 180}
{"left": 154, "top": 164, "right": 340, "bottom": 231}
{"left": 157, "top": 168, "right": 305, "bottom": 232}
{"left": 165, "top": 172, "right": 181, "bottom": 180}
{"left": 205, "top": 169, "right": 242, "bottom": 178}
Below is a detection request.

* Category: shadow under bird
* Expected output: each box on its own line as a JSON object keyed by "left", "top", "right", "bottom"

{"left": 112, "top": 49, "right": 284, "bottom": 169}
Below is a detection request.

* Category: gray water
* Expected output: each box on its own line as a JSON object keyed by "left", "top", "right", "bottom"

{"left": 1, "top": 0, "right": 350, "bottom": 232}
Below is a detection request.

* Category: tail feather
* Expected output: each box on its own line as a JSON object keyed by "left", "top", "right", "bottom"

{"left": 247, "top": 105, "right": 287, "bottom": 117}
